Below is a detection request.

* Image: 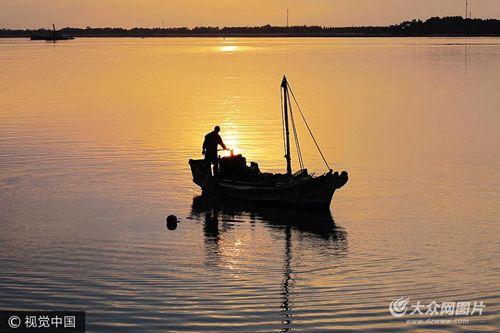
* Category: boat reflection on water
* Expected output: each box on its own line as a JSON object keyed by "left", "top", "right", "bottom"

{"left": 189, "top": 194, "right": 348, "bottom": 332}
{"left": 190, "top": 194, "right": 348, "bottom": 240}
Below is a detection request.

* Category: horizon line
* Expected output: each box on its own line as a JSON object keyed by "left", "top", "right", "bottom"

{"left": 2, "top": 15, "right": 500, "bottom": 31}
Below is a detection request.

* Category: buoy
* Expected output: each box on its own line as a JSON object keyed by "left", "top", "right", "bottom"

{"left": 166, "top": 215, "right": 179, "bottom": 230}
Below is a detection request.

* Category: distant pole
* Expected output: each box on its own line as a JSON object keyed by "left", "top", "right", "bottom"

{"left": 286, "top": 8, "right": 289, "bottom": 28}
{"left": 465, "top": 0, "right": 468, "bottom": 19}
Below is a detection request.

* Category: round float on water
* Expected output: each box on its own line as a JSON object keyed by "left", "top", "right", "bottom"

{"left": 166, "top": 215, "right": 178, "bottom": 230}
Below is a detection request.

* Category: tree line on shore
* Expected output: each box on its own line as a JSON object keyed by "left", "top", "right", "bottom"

{"left": 1, "top": 17, "right": 499, "bottom": 38}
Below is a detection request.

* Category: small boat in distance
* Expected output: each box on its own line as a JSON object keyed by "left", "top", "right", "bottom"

{"left": 189, "top": 76, "right": 348, "bottom": 208}
{"left": 30, "top": 24, "right": 75, "bottom": 41}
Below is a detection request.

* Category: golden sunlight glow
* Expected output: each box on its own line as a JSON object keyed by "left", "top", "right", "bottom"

{"left": 219, "top": 45, "right": 238, "bottom": 53}
{"left": 220, "top": 126, "right": 241, "bottom": 156}
{"left": 221, "top": 149, "right": 236, "bottom": 157}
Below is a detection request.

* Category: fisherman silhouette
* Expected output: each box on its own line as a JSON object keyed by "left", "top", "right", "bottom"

{"left": 202, "top": 126, "right": 227, "bottom": 176}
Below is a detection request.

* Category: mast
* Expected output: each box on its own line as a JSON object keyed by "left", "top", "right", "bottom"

{"left": 281, "top": 76, "right": 292, "bottom": 175}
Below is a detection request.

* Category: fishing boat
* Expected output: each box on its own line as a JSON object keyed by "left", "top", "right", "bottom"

{"left": 30, "top": 24, "right": 75, "bottom": 41}
{"left": 189, "top": 76, "right": 348, "bottom": 207}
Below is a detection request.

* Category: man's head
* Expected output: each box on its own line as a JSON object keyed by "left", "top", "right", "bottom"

{"left": 214, "top": 126, "right": 221, "bottom": 133}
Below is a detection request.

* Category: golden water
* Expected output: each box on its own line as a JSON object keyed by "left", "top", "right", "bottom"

{"left": 0, "top": 37, "right": 499, "bottom": 332}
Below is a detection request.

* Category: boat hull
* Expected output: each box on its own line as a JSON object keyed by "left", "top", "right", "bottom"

{"left": 189, "top": 159, "right": 348, "bottom": 208}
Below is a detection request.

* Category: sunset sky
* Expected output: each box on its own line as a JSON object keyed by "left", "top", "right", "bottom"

{"left": 2, "top": 0, "right": 500, "bottom": 29}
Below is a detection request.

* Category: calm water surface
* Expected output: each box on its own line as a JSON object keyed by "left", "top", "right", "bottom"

{"left": 0, "top": 37, "right": 499, "bottom": 332}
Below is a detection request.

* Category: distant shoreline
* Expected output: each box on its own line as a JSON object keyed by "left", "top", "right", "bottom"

{"left": 1, "top": 16, "right": 500, "bottom": 38}
{"left": 3, "top": 34, "right": 500, "bottom": 38}
{"left": 2, "top": 35, "right": 500, "bottom": 39}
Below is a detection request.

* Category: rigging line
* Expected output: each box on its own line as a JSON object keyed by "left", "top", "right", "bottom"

{"left": 288, "top": 96, "right": 305, "bottom": 170}
{"left": 288, "top": 93, "right": 304, "bottom": 170}
{"left": 289, "top": 101, "right": 303, "bottom": 170}
{"left": 280, "top": 88, "right": 287, "bottom": 158}
{"left": 287, "top": 83, "right": 332, "bottom": 171}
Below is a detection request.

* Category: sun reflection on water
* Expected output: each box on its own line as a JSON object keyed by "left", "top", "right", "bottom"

{"left": 220, "top": 126, "right": 242, "bottom": 156}
{"left": 219, "top": 45, "right": 238, "bottom": 52}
